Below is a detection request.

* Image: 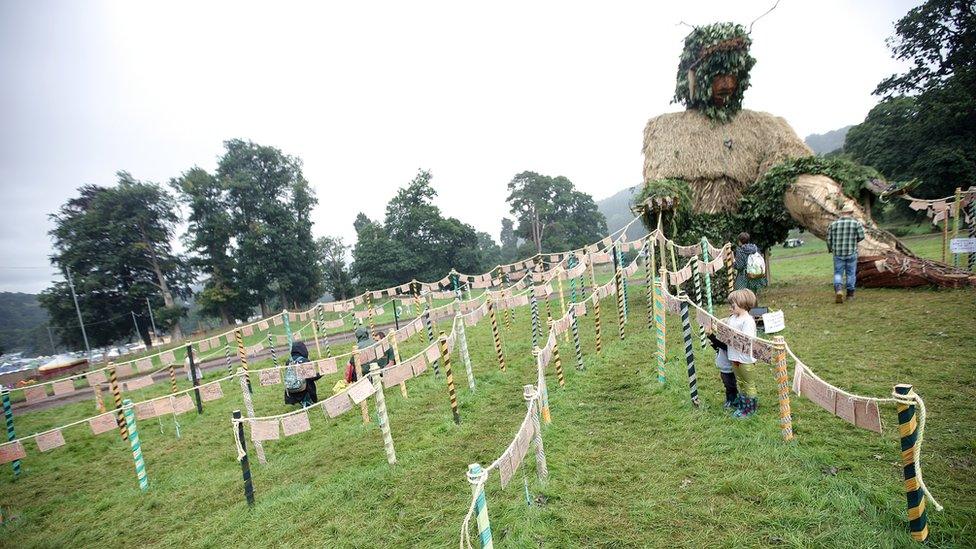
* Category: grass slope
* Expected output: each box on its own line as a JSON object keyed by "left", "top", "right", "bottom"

{"left": 1, "top": 240, "right": 974, "bottom": 547}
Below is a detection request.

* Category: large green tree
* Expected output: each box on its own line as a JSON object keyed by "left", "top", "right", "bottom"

{"left": 39, "top": 174, "right": 192, "bottom": 348}
{"left": 317, "top": 236, "right": 355, "bottom": 300}
{"left": 499, "top": 217, "right": 519, "bottom": 263}
{"left": 506, "top": 171, "right": 607, "bottom": 255}
{"left": 845, "top": 0, "right": 975, "bottom": 201}
{"left": 217, "top": 139, "right": 323, "bottom": 314}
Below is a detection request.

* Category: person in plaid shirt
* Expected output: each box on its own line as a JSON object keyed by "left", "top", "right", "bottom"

{"left": 826, "top": 203, "right": 865, "bottom": 303}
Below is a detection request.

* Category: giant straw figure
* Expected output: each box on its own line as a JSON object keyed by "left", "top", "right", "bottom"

{"left": 641, "top": 23, "right": 974, "bottom": 288}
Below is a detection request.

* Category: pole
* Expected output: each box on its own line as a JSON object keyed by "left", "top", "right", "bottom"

{"left": 454, "top": 301, "right": 475, "bottom": 392}
{"left": 365, "top": 293, "right": 376, "bottom": 337}
{"left": 317, "top": 304, "right": 333, "bottom": 358}
{"left": 121, "top": 399, "right": 149, "bottom": 491}
{"left": 612, "top": 244, "right": 626, "bottom": 341}
{"left": 46, "top": 325, "right": 56, "bottom": 354}
{"left": 952, "top": 187, "right": 962, "bottom": 267}
{"left": 644, "top": 236, "right": 655, "bottom": 334}
{"left": 268, "top": 333, "right": 278, "bottom": 368}
{"left": 168, "top": 364, "right": 178, "bottom": 394}
{"left": 530, "top": 295, "right": 540, "bottom": 349}
{"left": 422, "top": 294, "right": 439, "bottom": 377}
{"left": 224, "top": 344, "right": 233, "bottom": 377}
{"left": 700, "top": 238, "right": 714, "bottom": 315}
{"left": 234, "top": 329, "right": 252, "bottom": 394}
{"left": 570, "top": 307, "right": 584, "bottom": 371}
{"left": 968, "top": 200, "right": 976, "bottom": 272}
{"left": 238, "top": 362, "right": 265, "bottom": 464}
{"left": 655, "top": 269, "right": 667, "bottom": 384}
{"left": 589, "top": 256, "right": 603, "bottom": 354}
{"left": 679, "top": 300, "right": 699, "bottom": 408}
{"left": 772, "top": 336, "right": 794, "bottom": 441}
{"left": 467, "top": 463, "right": 494, "bottom": 549}
{"left": 1, "top": 389, "right": 20, "bottom": 477}
{"left": 690, "top": 258, "right": 706, "bottom": 349}
{"left": 187, "top": 344, "right": 202, "bottom": 415}
{"left": 65, "top": 266, "right": 92, "bottom": 363}
{"left": 371, "top": 365, "right": 397, "bottom": 466}
{"left": 438, "top": 331, "right": 461, "bottom": 425}
{"left": 942, "top": 214, "right": 948, "bottom": 263}
{"left": 393, "top": 300, "right": 401, "bottom": 331}
{"left": 146, "top": 297, "right": 158, "bottom": 344}
{"left": 309, "top": 307, "right": 323, "bottom": 359}
{"left": 487, "top": 296, "right": 506, "bottom": 372}
{"left": 233, "top": 410, "right": 255, "bottom": 506}
{"left": 894, "top": 384, "right": 928, "bottom": 542}
{"left": 108, "top": 365, "right": 128, "bottom": 440}
{"left": 724, "top": 247, "right": 735, "bottom": 295}
{"left": 616, "top": 244, "right": 629, "bottom": 322}
{"left": 549, "top": 320, "right": 565, "bottom": 388}
{"left": 352, "top": 344, "right": 369, "bottom": 425}
{"left": 130, "top": 311, "right": 140, "bottom": 342}
{"left": 390, "top": 331, "right": 408, "bottom": 398}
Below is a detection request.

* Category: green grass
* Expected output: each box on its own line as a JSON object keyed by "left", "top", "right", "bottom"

{"left": 2, "top": 251, "right": 975, "bottom": 547}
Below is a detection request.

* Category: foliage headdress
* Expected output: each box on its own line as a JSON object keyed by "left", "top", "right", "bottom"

{"left": 673, "top": 22, "right": 756, "bottom": 122}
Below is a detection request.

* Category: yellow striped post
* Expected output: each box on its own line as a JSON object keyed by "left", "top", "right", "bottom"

{"left": 589, "top": 257, "right": 603, "bottom": 353}
{"left": 724, "top": 247, "right": 735, "bottom": 294}
{"left": 556, "top": 274, "right": 569, "bottom": 342}
{"left": 390, "top": 331, "right": 408, "bottom": 398}
{"left": 365, "top": 292, "right": 376, "bottom": 336}
{"left": 370, "top": 363, "right": 397, "bottom": 466}
{"left": 772, "top": 336, "right": 794, "bottom": 441}
{"left": 234, "top": 328, "right": 252, "bottom": 394}
{"left": 438, "top": 332, "right": 461, "bottom": 425}
{"left": 548, "top": 320, "right": 565, "bottom": 388}
{"left": 168, "top": 364, "right": 178, "bottom": 394}
{"left": 894, "top": 383, "right": 928, "bottom": 542}
{"left": 644, "top": 235, "right": 656, "bottom": 333}
{"left": 654, "top": 269, "right": 667, "bottom": 383}
{"left": 94, "top": 384, "right": 105, "bottom": 413}
{"left": 487, "top": 296, "right": 506, "bottom": 372}
{"left": 108, "top": 365, "right": 128, "bottom": 441}
{"left": 309, "top": 308, "right": 323, "bottom": 359}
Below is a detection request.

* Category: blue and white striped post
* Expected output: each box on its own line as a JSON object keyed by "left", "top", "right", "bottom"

{"left": 467, "top": 463, "right": 494, "bottom": 549}
{"left": 1, "top": 388, "right": 20, "bottom": 477}
{"left": 122, "top": 398, "right": 149, "bottom": 491}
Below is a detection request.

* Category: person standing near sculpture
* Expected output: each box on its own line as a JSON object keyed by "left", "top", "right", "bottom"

{"left": 826, "top": 203, "right": 865, "bottom": 303}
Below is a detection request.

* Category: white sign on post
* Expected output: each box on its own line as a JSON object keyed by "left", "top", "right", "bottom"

{"left": 761, "top": 310, "right": 785, "bottom": 334}
{"left": 949, "top": 238, "right": 976, "bottom": 254}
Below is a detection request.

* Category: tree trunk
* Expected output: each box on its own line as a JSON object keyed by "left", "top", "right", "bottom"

{"left": 260, "top": 300, "right": 269, "bottom": 317}
{"left": 219, "top": 306, "right": 232, "bottom": 326}
{"left": 763, "top": 249, "right": 771, "bottom": 284}
{"left": 139, "top": 224, "right": 184, "bottom": 342}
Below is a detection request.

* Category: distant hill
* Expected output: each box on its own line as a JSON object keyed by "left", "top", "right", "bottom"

{"left": 597, "top": 186, "right": 647, "bottom": 241}
{"left": 804, "top": 125, "right": 853, "bottom": 155}
{"left": 0, "top": 292, "right": 58, "bottom": 357}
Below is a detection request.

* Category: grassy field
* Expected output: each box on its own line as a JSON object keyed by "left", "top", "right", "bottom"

{"left": 1, "top": 237, "right": 974, "bottom": 548}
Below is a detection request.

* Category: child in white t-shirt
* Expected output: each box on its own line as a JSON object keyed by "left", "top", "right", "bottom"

{"left": 726, "top": 289, "right": 758, "bottom": 418}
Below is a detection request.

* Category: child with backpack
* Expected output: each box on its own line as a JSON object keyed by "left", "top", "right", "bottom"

{"left": 284, "top": 341, "right": 322, "bottom": 407}
{"left": 733, "top": 232, "right": 767, "bottom": 293}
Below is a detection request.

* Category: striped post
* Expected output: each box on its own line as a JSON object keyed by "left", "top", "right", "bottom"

{"left": 679, "top": 300, "right": 700, "bottom": 407}
{"left": 238, "top": 362, "right": 265, "bottom": 464}
{"left": 724, "top": 247, "right": 735, "bottom": 294}
{"left": 1, "top": 389, "right": 20, "bottom": 477}
{"left": 232, "top": 410, "right": 255, "bottom": 506}
{"left": 894, "top": 383, "right": 928, "bottom": 542}
{"left": 690, "top": 259, "right": 706, "bottom": 348}
{"left": 187, "top": 345, "right": 203, "bottom": 415}
{"left": 524, "top": 385, "right": 548, "bottom": 480}
{"left": 952, "top": 187, "right": 961, "bottom": 267}
{"left": 772, "top": 336, "right": 794, "bottom": 441}
{"left": 942, "top": 214, "right": 948, "bottom": 262}
{"left": 317, "top": 304, "right": 333, "bottom": 357}
{"left": 578, "top": 268, "right": 587, "bottom": 302}
{"left": 365, "top": 292, "right": 376, "bottom": 336}
{"left": 352, "top": 344, "right": 369, "bottom": 425}
{"left": 390, "top": 331, "right": 408, "bottom": 398}
{"left": 453, "top": 302, "right": 476, "bottom": 392}
{"left": 224, "top": 344, "right": 233, "bottom": 377}
{"left": 438, "top": 332, "right": 461, "bottom": 425}
{"left": 309, "top": 308, "right": 323, "bottom": 359}
{"left": 282, "top": 309, "right": 294, "bottom": 347}
{"left": 654, "top": 269, "right": 667, "bottom": 383}
{"left": 612, "top": 244, "right": 626, "bottom": 341}
{"left": 109, "top": 366, "right": 128, "bottom": 441}
{"left": 370, "top": 364, "right": 397, "bottom": 466}
{"left": 644, "top": 236, "right": 655, "bottom": 333}
{"left": 467, "top": 464, "right": 494, "bottom": 549}
{"left": 700, "top": 238, "right": 714, "bottom": 315}
{"left": 423, "top": 293, "right": 435, "bottom": 344}
{"left": 168, "top": 364, "right": 178, "bottom": 394}
{"left": 268, "top": 333, "right": 278, "bottom": 368}
{"left": 568, "top": 258, "right": 579, "bottom": 306}
{"left": 121, "top": 399, "right": 149, "bottom": 491}
{"left": 556, "top": 274, "right": 569, "bottom": 342}
{"left": 589, "top": 258, "right": 603, "bottom": 353}
{"left": 487, "top": 297, "right": 506, "bottom": 372}
{"left": 530, "top": 295, "right": 540, "bottom": 349}
{"left": 571, "top": 309, "right": 584, "bottom": 371}
{"left": 548, "top": 321, "right": 566, "bottom": 388}
{"left": 668, "top": 240, "right": 679, "bottom": 274}
{"left": 616, "top": 244, "right": 629, "bottom": 321}
{"left": 234, "top": 329, "right": 252, "bottom": 394}
{"left": 94, "top": 384, "right": 106, "bottom": 412}
{"left": 967, "top": 201, "right": 975, "bottom": 271}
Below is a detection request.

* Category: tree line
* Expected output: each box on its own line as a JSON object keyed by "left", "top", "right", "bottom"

{"left": 40, "top": 143, "right": 606, "bottom": 351}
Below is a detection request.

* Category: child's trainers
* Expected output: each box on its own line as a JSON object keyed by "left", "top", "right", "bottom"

{"left": 729, "top": 395, "right": 743, "bottom": 411}
{"left": 733, "top": 397, "right": 758, "bottom": 418}
{"left": 723, "top": 399, "right": 735, "bottom": 409}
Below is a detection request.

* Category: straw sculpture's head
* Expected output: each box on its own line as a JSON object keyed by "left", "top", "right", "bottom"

{"left": 674, "top": 22, "right": 755, "bottom": 122}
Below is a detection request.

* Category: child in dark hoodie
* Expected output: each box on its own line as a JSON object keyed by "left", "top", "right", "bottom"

{"left": 733, "top": 232, "right": 767, "bottom": 293}
{"left": 284, "top": 340, "right": 323, "bottom": 406}
{"left": 345, "top": 326, "right": 376, "bottom": 382}
{"left": 706, "top": 329, "right": 739, "bottom": 409}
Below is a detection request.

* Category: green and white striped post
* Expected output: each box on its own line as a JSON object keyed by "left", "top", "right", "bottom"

{"left": 453, "top": 301, "right": 476, "bottom": 392}
{"left": 654, "top": 269, "right": 667, "bottom": 384}
{"left": 1, "top": 388, "right": 20, "bottom": 477}
{"left": 467, "top": 463, "right": 494, "bottom": 549}
{"left": 700, "top": 238, "right": 714, "bottom": 315}
{"left": 317, "top": 304, "right": 333, "bottom": 357}
{"left": 370, "top": 365, "right": 397, "bottom": 466}
{"left": 679, "top": 300, "right": 700, "bottom": 407}
{"left": 643, "top": 236, "right": 655, "bottom": 333}
{"left": 530, "top": 294, "right": 540, "bottom": 349}
{"left": 122, "top": 398, "right": 149, "bottom": 491}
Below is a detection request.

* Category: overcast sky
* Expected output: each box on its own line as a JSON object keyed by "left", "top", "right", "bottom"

{"left": 0, "top": 0, "right": 915, "bottom": 293}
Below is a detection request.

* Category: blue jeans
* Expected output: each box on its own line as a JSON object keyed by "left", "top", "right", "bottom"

{"left": 833, "top": 253, "right": 857, "bottom": 291}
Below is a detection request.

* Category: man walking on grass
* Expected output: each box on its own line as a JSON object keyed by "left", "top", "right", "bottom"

{"left": 826, "top": 202, "right": 865, "bottom": 303}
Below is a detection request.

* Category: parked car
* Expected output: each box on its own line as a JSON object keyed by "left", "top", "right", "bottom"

{"left": 784, "top": 238, "right": 805, "bottom": 248}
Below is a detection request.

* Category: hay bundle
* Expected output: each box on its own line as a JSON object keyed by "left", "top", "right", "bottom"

{"left": 642, "top": 109, "right": 811, "bottom": 214}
